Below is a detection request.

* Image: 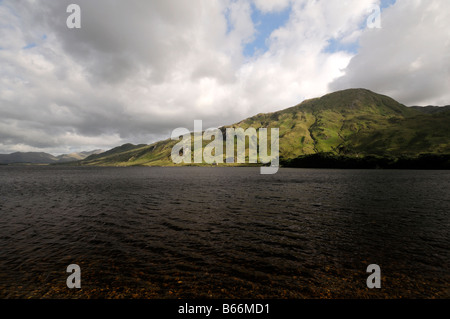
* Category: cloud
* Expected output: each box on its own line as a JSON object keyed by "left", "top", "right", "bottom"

{"left": 253, "top": 0, "right": 292, "bottom": 13}
{"left": 0, "top": 0, "right": 447, "bottom": 154}
{"left": 330, "top": 0, "right": 450, "bottom": 106}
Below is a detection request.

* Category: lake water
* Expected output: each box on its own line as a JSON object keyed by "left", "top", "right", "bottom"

{"left": 0, "top": 166, "right": 448, "bottom": 298}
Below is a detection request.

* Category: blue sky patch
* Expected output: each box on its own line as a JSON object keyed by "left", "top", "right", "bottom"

{"left": 23, "top": 43, "right": 37, "bottom": 50}
{"left": 241, "top": 1, "right": 397, "bottom": 58}
{"left": 323, "top": 0, "right": 397, "bottom": 55}
{"left": 243, "top": 4, "right": 291, "bottom": 57}
{"left": 381, "top": 0, "right": 397, "bottom": 10}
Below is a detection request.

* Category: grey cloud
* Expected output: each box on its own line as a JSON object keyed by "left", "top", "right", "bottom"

{"left": 12, "top": 0, "right": 233, "bottom": 84}
{"left": 1, "top": 0, "right": 247, "bottom": 153}
{"left": 330, "top": 0, "right": 450, "bottom": 106}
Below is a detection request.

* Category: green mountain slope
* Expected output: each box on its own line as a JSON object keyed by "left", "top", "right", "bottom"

{"left": 80, "top": 142, "right": 174, "bottom": 166}
{"left": 78, "top": 89, "right": 450, "bottom": 167}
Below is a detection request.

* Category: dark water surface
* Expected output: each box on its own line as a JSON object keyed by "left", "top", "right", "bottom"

{"left": 0, "top": 166, "right": 448, "bottom": 298}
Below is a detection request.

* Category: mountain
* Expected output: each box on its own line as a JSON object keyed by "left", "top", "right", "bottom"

{"left": 229, "top": 88, "right": 449, "bottom": 159}
{"left": 82, "top": 144, "right": 148, "bottom": 163}
{"left": 74, "top": 88, "right": 449, "bottom": 168}
{"left": 0, "top": 152, "right": 59, "bottom": 164}
{"left": 7, "top": 89, "right": 447, "bottom": 167}
{"left": 79, "top": 142, "right": 172, "bottom": 166}
{"left": 57, "top": 150, "right": 105, "bottom": 162}
{"left": 0, "top": 149, "right": 104, "bottom": 165}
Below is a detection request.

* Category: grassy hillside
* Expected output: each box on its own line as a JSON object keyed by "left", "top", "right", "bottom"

{"left": 78, "top": 89, "right": 450, "bottom": 167}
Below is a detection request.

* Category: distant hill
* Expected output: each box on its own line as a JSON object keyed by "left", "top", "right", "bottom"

{"left": 78, "top": 88, "right": 450, "bottom": 168}
{"left": 410, "top": 105, "right": 450, "bottom": 114}
{"left": 0, "top": 152, "right": 58, "bottom": 164}
{"left": 82, "top": 144, "right": 148, "bottom": 163}
{"left": 57, "top": 150, "right": 105, "bottom": 162}
{"left": 0, "top": 149, "right": 104, "bottom": 165}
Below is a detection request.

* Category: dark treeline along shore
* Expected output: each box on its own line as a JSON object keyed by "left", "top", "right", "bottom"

{"left": 281, "top": 153, "right": 450, "bottom": 169}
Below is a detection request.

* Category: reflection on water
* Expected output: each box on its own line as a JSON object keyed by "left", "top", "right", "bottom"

{"left": 0, "top": 166, "right": 448, "bottom": 298}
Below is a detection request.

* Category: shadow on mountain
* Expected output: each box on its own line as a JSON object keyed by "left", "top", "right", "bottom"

{"left": 281, "top": 153, "right": 450, "bottom": 170}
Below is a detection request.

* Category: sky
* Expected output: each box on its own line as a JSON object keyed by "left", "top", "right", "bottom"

{"left": 0, "top": 0, "right": 449, "bottom": 155}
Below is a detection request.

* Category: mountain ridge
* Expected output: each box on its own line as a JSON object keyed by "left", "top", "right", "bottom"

{"left": 2, "top": 89, "right": 448, "bottom": 167}
{"left": 76, "top": 88, "right": 450, "bottom": 167}
{"left": 410, "top": 105, "right": 450, "bottom": 114}
{"left": 0, "top": 150, "right": 104, "bottom": 165}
